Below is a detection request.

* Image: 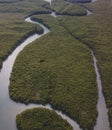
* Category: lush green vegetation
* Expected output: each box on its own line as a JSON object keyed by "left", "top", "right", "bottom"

{"left": 10, "top": 14, "right": 97, "bottom": 129}
{"left": 0, "top": 0, "right": 50, "bottom": 69}
{"left": 16, "top": 108, "right": 73, "bottom": 130}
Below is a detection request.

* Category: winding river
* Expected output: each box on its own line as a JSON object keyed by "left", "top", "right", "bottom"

{"left": 0, "top": 15, "right": 81, "bottom": 130}
{"left": 0, "top": 0, "right": 110, "bottom": 130}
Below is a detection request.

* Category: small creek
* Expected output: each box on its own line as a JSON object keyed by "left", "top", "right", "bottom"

{"left": 92, "top": 51, "right": 110, "bottom": 130}
{"left": 0, "top": 0, "right": 110, "bottom": 130}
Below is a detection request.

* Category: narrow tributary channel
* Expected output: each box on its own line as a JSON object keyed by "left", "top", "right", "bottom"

{"left": 0, "top": 0, "right": 110, "bottom": 130}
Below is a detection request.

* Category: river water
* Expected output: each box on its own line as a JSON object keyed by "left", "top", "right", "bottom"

{"left": 0, "top": 0, "right": 110, "bottom": 130}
